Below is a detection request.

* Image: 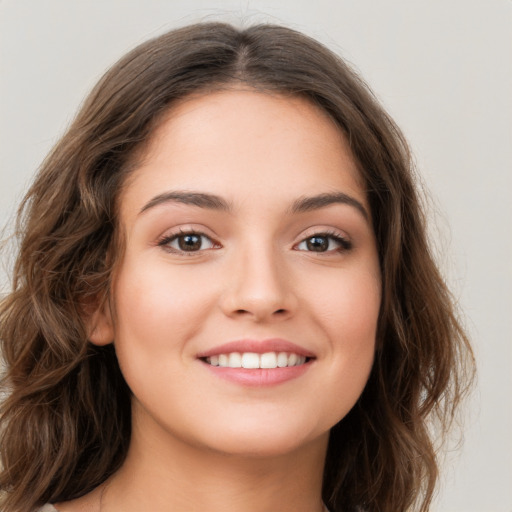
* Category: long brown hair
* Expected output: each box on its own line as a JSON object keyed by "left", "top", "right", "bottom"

{"left": 0, "top": 22, "right": 473, "bottom": 512}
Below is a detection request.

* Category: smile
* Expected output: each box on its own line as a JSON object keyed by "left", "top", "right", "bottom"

{"left": 206, "top": 352, "right": 308, "bottom": 369}
{"left": 197, "top": 339, "right": 315, "bottom": 386}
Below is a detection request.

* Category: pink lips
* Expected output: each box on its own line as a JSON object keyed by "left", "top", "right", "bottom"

{"left": 196, "top": 338, "right": 316, "bottom": 359}
{"left": 197, "top": 338, "right": 315, "bottom": 387}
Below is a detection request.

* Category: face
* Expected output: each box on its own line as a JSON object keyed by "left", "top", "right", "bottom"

{"left": 93, "top": 90, "right": 381, "bottom": 457}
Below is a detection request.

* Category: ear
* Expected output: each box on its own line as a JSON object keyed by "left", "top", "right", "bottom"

{"left": 87, "top": 301, "right": 115, "bottom": 346}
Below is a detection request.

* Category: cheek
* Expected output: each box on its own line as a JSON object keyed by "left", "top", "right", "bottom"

{"left": 307, "top": 265, "right": 381, "bottom": 343}
{"left": 111, "top": 256, "right": 217, "bottom": 373}
{"left": 332, "top": 270, "right": 380, "bottom": 368}
{"left": 301, "top": 267, "right": 380, "bottom": 416}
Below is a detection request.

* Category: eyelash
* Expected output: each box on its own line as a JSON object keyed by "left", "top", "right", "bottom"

{"left": 295, "top": 230, "right": 352, "bottom": 253}
{"left": 157, "top": 229, "right": 219, "bottom": 254}
{"left": 157, "top": 229, "right": 352, "bottom": 255}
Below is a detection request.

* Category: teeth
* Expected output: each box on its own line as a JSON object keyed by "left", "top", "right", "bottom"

{"left": 242, "top": 353, "right": 260, "bottom": 368}
{"left": 277, "top": 352, "right": 289, "bottom": 367}
{"left": 260, "top": 352, "right": 277, "bottom": 369}
{"left": 288, "top": 353, "right": 299, "bottom": 366}
{"left": 229, "top": 352, "right": 242, "bottom": 368}
{"left": 206, "top": 352, "right": 307, "bottom": 369}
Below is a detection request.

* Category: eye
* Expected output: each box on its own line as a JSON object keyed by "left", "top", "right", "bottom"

{"left": 158, "top": 231, "right": 218, "bottom": 253}
{"left": 295, "top": 233, "right": 352, "bottom": 253}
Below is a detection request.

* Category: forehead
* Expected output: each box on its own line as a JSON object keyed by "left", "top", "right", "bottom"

{"left": 120, "top": 89, "right": 366, "bottom": 218}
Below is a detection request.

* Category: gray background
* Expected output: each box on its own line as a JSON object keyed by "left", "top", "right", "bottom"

{"left": 1, "top": 1, "right": 511, "bottom": 510}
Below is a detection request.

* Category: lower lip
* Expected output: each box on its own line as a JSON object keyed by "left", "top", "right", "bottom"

{"left": 201, "top": 361, "right": 312, "bottom": 387}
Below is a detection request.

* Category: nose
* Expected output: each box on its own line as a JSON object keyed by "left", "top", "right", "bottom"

{"left": 220, "top": 244, "right": 298, "bottom": 323}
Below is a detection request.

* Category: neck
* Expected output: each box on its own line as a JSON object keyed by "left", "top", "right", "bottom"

{"left": 104, "top": 406, "right": 329, "bottom": 512}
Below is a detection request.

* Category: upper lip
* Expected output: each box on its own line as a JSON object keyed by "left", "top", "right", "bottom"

{"left": 196, "top": 338, "right": 316, "bottom": 359}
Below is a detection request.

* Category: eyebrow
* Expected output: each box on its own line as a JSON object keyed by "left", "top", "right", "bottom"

{"left": 139, "top": 190, "right": 369, "bottom": 221}
{"left": 289, "top": 192, "right": 369, "bottom": 221}
{"left": 139, "top": 191, "right": 232, "bottom": 214}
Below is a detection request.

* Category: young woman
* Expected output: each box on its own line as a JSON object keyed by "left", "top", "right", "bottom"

{"left": 0, "top": 22, "right": 474, "bottom": 512}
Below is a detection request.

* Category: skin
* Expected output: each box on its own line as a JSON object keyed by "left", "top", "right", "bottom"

{"left": 57, "top": 90, "right": 381, "bottom": 512}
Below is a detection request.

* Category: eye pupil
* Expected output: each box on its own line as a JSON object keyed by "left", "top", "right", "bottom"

{"left": 306, "top": 236, "right": 328, "bottom": 252}
{"left": 178, "top": 234, "right": 202, "bottom": 251}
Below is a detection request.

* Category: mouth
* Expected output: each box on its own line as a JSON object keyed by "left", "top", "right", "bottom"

{"left": 202, "top": 351, "right": 311, "bottom": 369}
{"left": 197, "top": 339, "right": 315, "bottom": 386}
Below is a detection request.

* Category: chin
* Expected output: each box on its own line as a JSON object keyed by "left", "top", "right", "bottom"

{"left": 196, "top": 416, "right": 330, "bottom": 459}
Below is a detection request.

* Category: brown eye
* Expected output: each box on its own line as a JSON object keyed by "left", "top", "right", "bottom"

{"left": 296, "top": 233, "right": 352, "bottom": 253}
{"left": 178, "top": 234, "right": 202, "bottom": 251}
{"left": 306, "top": 236, "right": 329, "bottom": 252}
{"left": 160, "top": 232, "right": 217, "bottom": 253}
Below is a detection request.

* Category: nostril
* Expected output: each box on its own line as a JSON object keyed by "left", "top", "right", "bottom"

{"left": 232, "top": 308, "right": 288, "bottom": 317}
